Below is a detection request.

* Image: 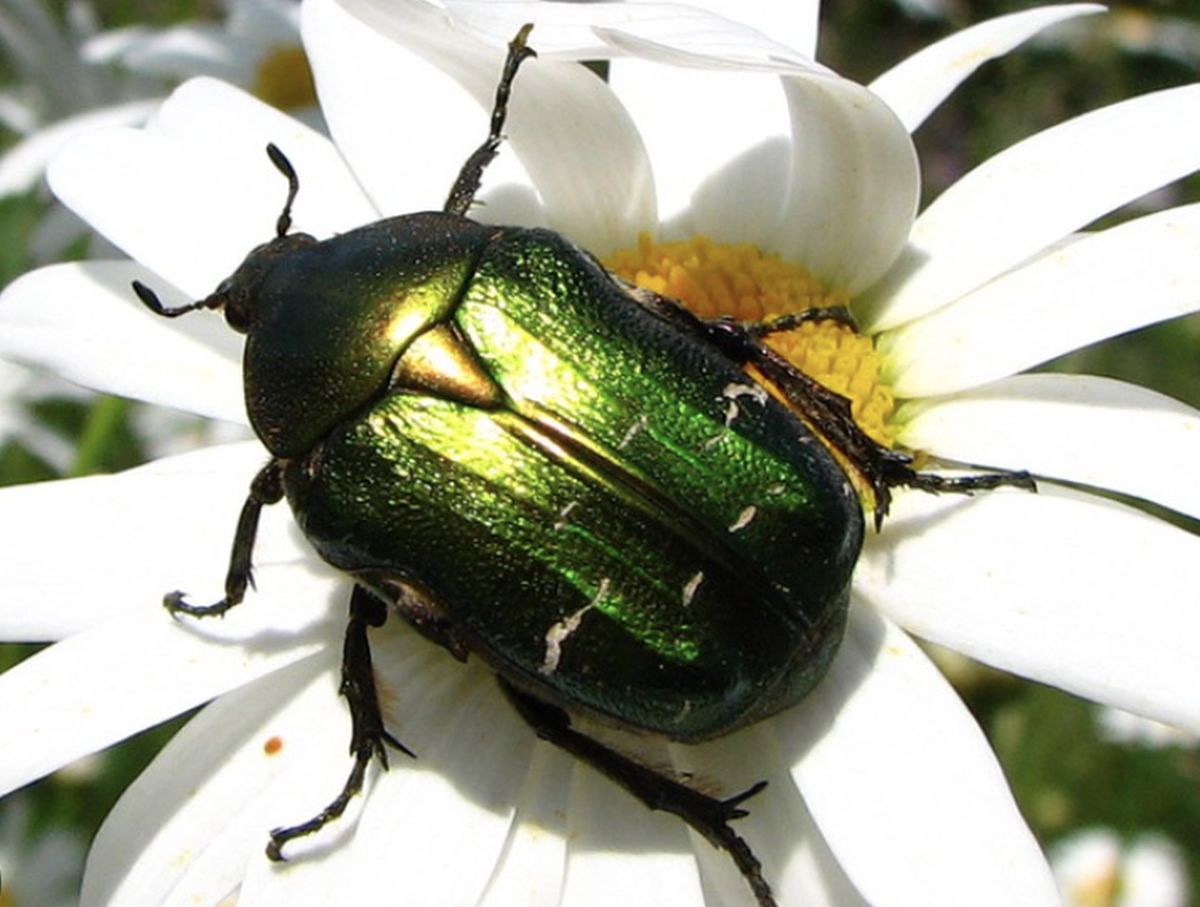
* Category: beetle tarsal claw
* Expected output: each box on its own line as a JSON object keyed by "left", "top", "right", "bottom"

{"left": 162, "top": 590, "right": 237, "bottom": 619}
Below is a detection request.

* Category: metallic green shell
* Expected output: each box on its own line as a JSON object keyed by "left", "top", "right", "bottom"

{"left": 284, "top": 223, "right": 862, "bottom": 742}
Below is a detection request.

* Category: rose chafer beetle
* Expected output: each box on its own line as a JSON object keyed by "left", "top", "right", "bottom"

{"left": 134, "top": 25, "right": 1033, "bottom": 907}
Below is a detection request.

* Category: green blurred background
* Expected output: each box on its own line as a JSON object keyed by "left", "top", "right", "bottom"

{"left": 0, "top": 1, "right": 1197, "bottom": 904}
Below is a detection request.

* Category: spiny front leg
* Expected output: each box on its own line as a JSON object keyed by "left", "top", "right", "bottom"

{"left": 164, "top": 461, "right": 283, "bottom": 619}
{"left": 267, "top": 585, "right": 412, "bottom": 860}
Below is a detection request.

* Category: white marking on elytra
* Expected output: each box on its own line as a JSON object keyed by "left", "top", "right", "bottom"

{"left": 704, "top": 383, "right": 769, "bottom": 449}
{"left": 723, "top": 382, "right": 769, "bottom": 407}
{"left": 682, "top": 571, "right": 705, "bottom": 607}
{"left": 540, "top": 578, "right": 610, "bottom": 675}
{"left": 619, "top": 413, "right": 650, "bottom": 449}
{"left": 728, "top": 505, "right": 757, "bottom": 533}
{"left": 554, "top": 500, "right": 579, "bottom": 530}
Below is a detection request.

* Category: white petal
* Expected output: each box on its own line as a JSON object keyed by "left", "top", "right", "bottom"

{"left": 779, "top": 606, "right": 1059, "bottom": 907}
{"left": 0, "top": 442, "right": 304, "bottom": 640}
{"left": 777, "top": 74, "right": 919, "bottom": 295}
{"left": 0, "top": 100, "right": 157, "bottom": 196}
{"left": 869, "top": 5, "right": 1103, "bottom": 133}
{"left": 610, "top": 62, "right": 792, "bottom": 243}
{"left": 899, "top": 373, "right": 1200, "bottom": 520}
{"left": 146, "top": 77, "right": 376, "bottom": 235}
{"left": 307, "top": 0, "right": 655, "bottom": 251}
{"left": 859, "top": 485, "right": 1200, "bottom": 733}
{"left": 671, "top": 726, "right": 869, "bottom": 907}
{"left": 100, "top": 24, "right": 252, "bottom": 82}
{"left": 47, "top": 81, "right": 361, "bottom": 299}
{"left": 304, "top": 0, "right": 522, "bottom": 217}
{"left": 0, "top": 566, "right": 340, "bottom": 798}
{"left": 227, "top": 0, "right": 304, "bottom": 43}
{"left": 80, "top": 652, "right": 336, "bottom": 907}
{"left": 883, "top": 203, "right": 1200, "bottom": 397}
{"left": 862, "top": 84, "right": 1200, "bottom": 331}
{"left": 239, "top": 774, "right": 367, "bottom": 907}
{"left": 0, "top": 261, "right": 244, "bottom": 423}
{"left": 477, "top": 741, "right": 571, "bottom": 907}
{"left": 560, "top": 761, "right": 705, "bottom": 907}
{"left": 234, "top": 675, "right": 375, "bottom": 907}
{"left": 698, "top": 0, "right": 818, "bottom": 60}
{"left": 591, "top": 24, "right": 816, "bottom": 73}
{"left": 542, "top": 0, "right": 825, "bottom": 241}
{"left": 576, "top": 1, "right": 820, "bottom": 241}
{"left": 345, "top": 630, "right": 533, "bottom": 904}
{"left": 446, "top": 1, "right": 818, "bottom": 65}
{"left": 47, "top": 125, "right": 273, "bottom": 299}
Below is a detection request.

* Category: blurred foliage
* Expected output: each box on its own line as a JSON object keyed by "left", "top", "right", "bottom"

{"left": 0, "top": 0, "right": 1198, "bottom": 904}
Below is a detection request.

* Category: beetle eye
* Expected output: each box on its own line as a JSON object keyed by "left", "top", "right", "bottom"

{"left": 223, "top": 297, "right": 251, "bottom": 333}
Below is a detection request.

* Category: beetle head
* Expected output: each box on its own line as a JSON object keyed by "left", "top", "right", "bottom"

{"left": 210, "top": 232, "right": 319, "bottom": 333}
{"left": 132, "top": 142, "right": 312, "bottom": 331}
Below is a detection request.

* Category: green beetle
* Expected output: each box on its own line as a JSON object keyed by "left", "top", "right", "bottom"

{"left": 134, "top": 25, "right": 1032, "bottom": 907}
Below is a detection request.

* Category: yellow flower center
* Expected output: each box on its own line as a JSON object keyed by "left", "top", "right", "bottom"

{"left": 253, "top": 46, "right": 317, "bottom": 111}
{"left": 604, "top": 233, "right": 896, "bottom": 447}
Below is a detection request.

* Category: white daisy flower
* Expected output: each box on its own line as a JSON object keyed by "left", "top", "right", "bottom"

{"left": 83, "top": 0, "right": 318, "bottom": 123}
{"left": 0, "top": 0, "right": 315, "bottom": 201}
{"left": 0, "top": 1, "right": 1198, "bottom": 905}
{"left": 1050, "top": 829, "right": 1191, "bottom": 907}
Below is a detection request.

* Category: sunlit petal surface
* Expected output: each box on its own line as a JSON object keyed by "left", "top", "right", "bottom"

{"left": 48, "top": 81, "right": 367, "bottom": 298}
{"left": 0, "top": 100, "right": 156, "bottom": 195}
{"left": 862, "top": 84, "right": 1200, "bottom": 331}
{"left": 776, "top": 75, "right": 918, "bottom": 294}
{"left": 0, "top": 444, "right": 289, "bottom": 639}
{"left": 0, "top": 261, "right": 244, "bottom": 422}
{"left": 860, "top": 487, "right": 1200, "bottom": 732}
{"left": 0, "top": 568, "right": 338, "bottom": 798}
{"left": 781, "top": 607, "right": 1060, "bottom": 907}
{"left": 869, "top": 4, "right": 1103, "bottom": 132}
{"left": 883, "top": 203, "right": 1200, "bottom": 396}
{"left": 81, "top": 653, "right": 336, "bottom": 907}
{"left": 310, "top": 0, "right": 656, "bottom": 249}
{"left": 900, "top": 373, "right": 1200, "bottom": 520}
{"left": 671, "top": 727, "right": 869, "bottom": 906}
{"left": 475, "top": 742, "right": 571, "bottom": 907}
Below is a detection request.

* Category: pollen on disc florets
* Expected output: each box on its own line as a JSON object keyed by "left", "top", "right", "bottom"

{"left": 604, "top": 233, "right": 896, "bottom": 447}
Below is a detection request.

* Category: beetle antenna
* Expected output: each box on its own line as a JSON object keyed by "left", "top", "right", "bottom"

{"left": 444, "top": 23, "right": 536, "bottom": 217}
{"left": 266, "top": 143, "right": 300, "bottom": 237}
{"left": 132, "top": 279, "right": 218, "bottom": 318}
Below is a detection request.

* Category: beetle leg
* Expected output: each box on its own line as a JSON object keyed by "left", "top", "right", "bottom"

{"left": 498, "top": 680, "right": 778, "bottom": 907}
{"left": 741, "top": 305, "right": 857, "bottom": 335}
{"left": 163, "top": 461, "right": 284, "bottom": 619}
{"left": 443, "top": 24, "right": 536, "bottom": 217}
{"left": 692, "top": 316, "right": 1035, "bottom": 527}
{"left": 267, "top": 585, "right": 413, "bottom": 860}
